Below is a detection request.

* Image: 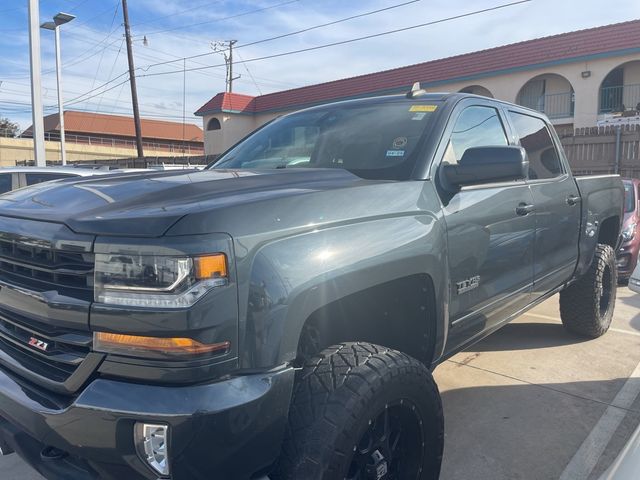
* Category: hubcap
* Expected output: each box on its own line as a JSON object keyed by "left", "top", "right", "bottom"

{"left": 346, "top": 401, "right": 423, "bottom": 480}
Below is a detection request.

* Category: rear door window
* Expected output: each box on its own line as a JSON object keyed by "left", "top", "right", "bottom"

{"left": 509, "top": 112, "right": 563, "bottom": 180}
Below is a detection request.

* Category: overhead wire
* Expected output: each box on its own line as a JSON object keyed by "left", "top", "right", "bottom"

{"left": 138, "top": 0, "right": 422, "bottom": 71}
{"left": 138, "top": 0, "right": 532, "bottom": 78}
{"left": 130, "top": 0, "right": 226, "bottom": 27}
{"left": 136, "top": 0, "right": 302, "bottom": 37}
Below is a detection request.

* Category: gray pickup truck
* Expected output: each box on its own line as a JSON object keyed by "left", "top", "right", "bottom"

{"left": 0, "top": 91, "right": 623, "bottom": 480}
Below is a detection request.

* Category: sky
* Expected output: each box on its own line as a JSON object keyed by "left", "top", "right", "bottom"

{"left": 0, "top": 0, "right": 639, "bottom": 132}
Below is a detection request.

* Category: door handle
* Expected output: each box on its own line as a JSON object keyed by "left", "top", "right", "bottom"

{"left": 516, "top": 203, "right": 535, "bottom": 216}
{"left": 566, "top": 194, "right": 581, "bottom": 206}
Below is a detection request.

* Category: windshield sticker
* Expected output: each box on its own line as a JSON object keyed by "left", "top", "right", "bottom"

{"left": 411, "top": 112, "right": 427, "bottom": 121}
{"left": 386, "top": 150, "right": 405, "bottom": 157}
{"left": 409, "top": 105, "right": 437, "bottom": 112}
{"left": 392, "top": 136, "right": 408, "bottom": 148}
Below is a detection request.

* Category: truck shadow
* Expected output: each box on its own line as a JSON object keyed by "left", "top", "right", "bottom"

{"left": 438, "top": 377, "right": 640, "bottom": 480}
{"left": 469, "top": 321, "right": 591, "bottom": 352}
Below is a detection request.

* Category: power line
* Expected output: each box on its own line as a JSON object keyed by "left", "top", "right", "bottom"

{"left": 138, "top": 0, "right": 422, "bottom": 71}
{"left": 136, "top": 0, "right": 301, "bottom": 37}
{"left": 130, "top": 0, "right": 226, "bottom": 27}
{"left": 71, "top": 0, "right": 120, "bottom": 28}
{"left": 91, "top": 38, "right": 126, "bottom": 114}
{"left": 241, "top": 0, "right": 421, "bottom": 49}
{"left": 84, "top": 3, "right": 121, "bottom": 101}
{"left": 139, "top": 0, "right": 532, "bottom": 78}
{"left": 63, "top": 73, "right": 130, "bottom": 105}
{"left": 235, "top": 51, "right": 262, "bottom": 95}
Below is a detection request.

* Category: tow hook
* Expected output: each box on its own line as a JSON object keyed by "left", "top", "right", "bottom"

{"left": 368, "top": 449, "right": 388, "bottom": 480}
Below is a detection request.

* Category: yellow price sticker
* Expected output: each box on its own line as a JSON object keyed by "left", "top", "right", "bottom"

{"left": 409, "top": 105, "right": 438, "bottom": 112}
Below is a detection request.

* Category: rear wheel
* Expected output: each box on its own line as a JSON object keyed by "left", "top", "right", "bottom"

{"left": 560, "top": 244, "right": 617, "bottom": 337}
{"left": 274, "top": 342, "right": 443, "bottom": 480}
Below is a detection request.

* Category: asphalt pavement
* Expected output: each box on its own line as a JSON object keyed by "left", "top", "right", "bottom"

{"left": 3, "top": 287, "right": 639, "bottom": 480}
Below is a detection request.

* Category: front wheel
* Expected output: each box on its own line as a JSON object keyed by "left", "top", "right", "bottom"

{"left": 560, "top": 243, "right": 617, "bottom": 337}
{"left": 274, "top": 342, "right": 444, "bottom": 480}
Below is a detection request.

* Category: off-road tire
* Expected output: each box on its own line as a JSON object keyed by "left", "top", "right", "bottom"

{"left": 274, "top": 342, "right": 444, "bottom": 480}
{"left": 559, "top": 244, "right": 617, "bottom": 338}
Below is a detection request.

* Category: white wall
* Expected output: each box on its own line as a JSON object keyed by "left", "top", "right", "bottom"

{"left": 203, "top": 114, "right": 257, "bottom": 155}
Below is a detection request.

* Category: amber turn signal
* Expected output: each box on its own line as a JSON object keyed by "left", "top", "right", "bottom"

{"left": 94, "top": 332, "right": 230, "bottom": 355}
{"left": 194, "top": 254, "right": 227, "bottom": 280}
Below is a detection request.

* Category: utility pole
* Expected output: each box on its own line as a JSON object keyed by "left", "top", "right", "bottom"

{"left": 28, "top": 0, "right": 46, "bottom": 166}
{"left": 227, "top": 40, "right": 237, "bottom": 93}
{"left": 122, "top": 0, "right": 144, "bottom": 159}
{"left": 211, "top": 40, "right": 240, "bottom": 93}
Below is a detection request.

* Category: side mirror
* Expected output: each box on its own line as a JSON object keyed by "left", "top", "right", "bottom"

{"left": 442, "top": 146, "right": 528, "bottom": 191}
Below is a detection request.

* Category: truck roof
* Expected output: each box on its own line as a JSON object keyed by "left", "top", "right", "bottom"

{"left": 295, "top": 91, "right": 545, "bottom": 119}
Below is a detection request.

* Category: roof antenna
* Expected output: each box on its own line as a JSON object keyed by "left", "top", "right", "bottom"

{"left": 407, "top": 81, "right": 428, "bottom": 98}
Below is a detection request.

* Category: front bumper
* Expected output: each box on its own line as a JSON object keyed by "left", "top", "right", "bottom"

{"left": 0, "top": 366, "right": 294, "bottom": 480}
{"left": 616, "top": 241, "right": 639, "bottom": 279}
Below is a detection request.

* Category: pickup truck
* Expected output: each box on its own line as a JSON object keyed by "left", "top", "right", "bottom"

{"left": 0, "top": 91, "right": 624, "bottom": 480}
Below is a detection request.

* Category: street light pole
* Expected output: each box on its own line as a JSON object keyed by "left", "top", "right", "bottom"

{"left": 28, "top": 0, "right": 46, "bottom": 166}
{"left": 53, "top": 26, "right": 66, "bottom": 165}
{"left": 41, "top": 13, "right": 74, "bottom": 166}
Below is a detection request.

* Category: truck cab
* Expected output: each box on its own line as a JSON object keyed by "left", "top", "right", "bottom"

{"left": 0, "top": 92, "right": 623, "bottom": 480}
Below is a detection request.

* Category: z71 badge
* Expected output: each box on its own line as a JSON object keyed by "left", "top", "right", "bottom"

{"left": 456, "top": 276, "right": 480, "bottom": 294}
{"left": 28, "top": 337, "right": 49, "bottom": 351}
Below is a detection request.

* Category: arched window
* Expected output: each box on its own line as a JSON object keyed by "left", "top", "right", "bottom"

{"left": 516, "top": 73, "right": 574, "bottom": 119}
{"left": 458, "top": 85, "right": 493, "bottom": 98}
{"left": 207, "top": 118, "right": 221, "bottom": 131}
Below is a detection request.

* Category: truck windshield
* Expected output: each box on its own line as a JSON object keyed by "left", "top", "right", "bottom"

{"left": 624, "top": 181, "right": 635, "bottom": 213}
{"left": 211, "top": 101, "right": 439, "bottom": 180}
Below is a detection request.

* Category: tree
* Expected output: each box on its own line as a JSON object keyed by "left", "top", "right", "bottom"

{"left": 0, "top": 117, "right": 20, "bottom": 138}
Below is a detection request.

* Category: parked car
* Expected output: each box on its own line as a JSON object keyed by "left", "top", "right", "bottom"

{"left": 617, "top": 178, "right": 640, "bottom": 280}
{"left": 0, "top": 92, "right": 624, "bottom": 480}
{"left": 0, "top": 166, "right": 113, "bottom": 193}
{"left": 629, "top": 262, "right": 640, "bottom": 293}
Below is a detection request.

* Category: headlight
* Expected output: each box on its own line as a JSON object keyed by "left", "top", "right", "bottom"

{"left": 622, "top": 223, "right": 637, "bottom": 242}
{"left": 95, "top": 253, "right": 228, "bottom": 308}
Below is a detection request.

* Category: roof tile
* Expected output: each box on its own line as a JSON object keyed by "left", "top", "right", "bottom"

{"left": 195, "top": 19, "right": 640, "bottom": 116}
{"left": 36, "top": 111, "right": 204, "bottom": 142}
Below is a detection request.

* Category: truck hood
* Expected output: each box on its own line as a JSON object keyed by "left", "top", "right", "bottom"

{"left": 0, "top": 169, "right": 372, "bottom": 236}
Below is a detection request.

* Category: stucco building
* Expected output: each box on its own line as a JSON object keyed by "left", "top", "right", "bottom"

{"left": 196, "top": 20, "right": 640, "bottom": 156}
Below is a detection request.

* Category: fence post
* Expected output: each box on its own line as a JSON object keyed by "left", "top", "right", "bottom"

{"left": 614, "top": 126, "right": 622, "bottom": 175}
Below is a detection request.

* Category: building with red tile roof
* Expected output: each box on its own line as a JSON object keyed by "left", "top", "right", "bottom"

{"left": 196, "top": 20, "right": 640, "bottom": 155}
{"left": 24, "top": 111, "right": 204, "bottom": 155}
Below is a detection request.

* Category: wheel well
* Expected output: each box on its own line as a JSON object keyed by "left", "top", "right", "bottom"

{"left": 598, "top": 216, "right": 620, "bottom": 249}
{"left": 296, "top": 274, "right": 437, "bottom": 366}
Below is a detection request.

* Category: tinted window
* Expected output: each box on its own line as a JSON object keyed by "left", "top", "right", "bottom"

{"left": 0, "top": 174, "right": 12, "bottom": 194}
{"left": 212, "top": 101, "right": 439, "bottom": 180}
{"left": 25, "top": 172, "right": 74, "bottom": 186}
{"left": 624, "top": 181, "right": 635, "bottom": 213}
{"left": 443, "top": 106, "right": 508, "bottom": 164}
{"left": 509, "top": 112, "right": 563, "bottom": 180}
